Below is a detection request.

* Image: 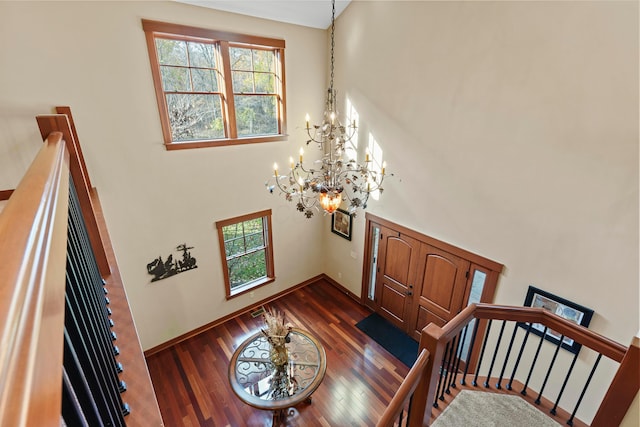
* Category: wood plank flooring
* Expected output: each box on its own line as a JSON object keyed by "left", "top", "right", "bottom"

{"left": 146, "top": 280, "right": 411, "bottom": 426}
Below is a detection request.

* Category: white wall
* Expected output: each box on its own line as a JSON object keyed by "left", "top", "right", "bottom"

{"left": 0, "top": 1, "right": 328, "bottom": 349}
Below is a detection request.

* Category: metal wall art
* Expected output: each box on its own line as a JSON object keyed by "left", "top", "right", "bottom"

{"left": 147, "top": 243, "right": 197, "bottom": 282}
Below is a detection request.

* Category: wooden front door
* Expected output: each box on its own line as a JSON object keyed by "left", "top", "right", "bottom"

{"left": 375, "top": 228, "right": 420, "bottom": 330}
{"left": 408, "top": 244, "right": 471, "bottom": 340}
{"left": 363, "top": 214, "right": 503, "bottom": 343}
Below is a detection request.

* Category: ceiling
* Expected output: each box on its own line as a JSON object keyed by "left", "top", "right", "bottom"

{"left": 175, "top": 0, "right": 351, "bottom": 29}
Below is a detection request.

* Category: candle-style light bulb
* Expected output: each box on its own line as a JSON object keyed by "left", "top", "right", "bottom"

{"left": 365, "top": 149, "right": 370, "bottom": 163}
{"left": 305, "top": 114, "right": 310, "bottom": 129}
{"left": 299, "top": 147, "right": 304, "bottom": 163}
{"left": 273, "top": 162, "right": 278, "bottom": 177}
{"left": 382, "top": 161, "right": 387, "bottom": 175}
{"left": 289, "top": 156, "right": 294, "bottom": 169}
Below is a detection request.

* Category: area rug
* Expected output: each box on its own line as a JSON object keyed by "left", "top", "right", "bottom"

{"left": 355, "top": 313, "right": 418, "bottom": 367}
{"left": 431, "top": 390, "right": 561, "bottom": 427}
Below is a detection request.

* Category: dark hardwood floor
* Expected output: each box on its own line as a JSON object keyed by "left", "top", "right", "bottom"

{"left": 146, "top": 279, "right": 410, "bottom": 426}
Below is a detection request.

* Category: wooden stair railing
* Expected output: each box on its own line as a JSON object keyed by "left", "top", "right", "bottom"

{"left": 403, "top": 303, "right": 639, "bottom": 427}
{"left": 37, "top": 111, "right": 110, "bottom": 278}
{"left": 0, "top": 110, "right": 162, "bottom": 426}
{"left": 0, "top": 132, "right": 70, "bottom": 426}
{"left": 377, "top": 349, "right": 430, "bottom": 427}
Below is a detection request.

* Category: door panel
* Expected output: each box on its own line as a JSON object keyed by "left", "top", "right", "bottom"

{"left": 380, "top": 284, "right": 408, "bottom": 323}
{"left": 421, "top": 254, "right": 459, "bottom": 313}
{"left": 383, "top": 237, "right": 412, "bottom": 285}
{"left": 410, "top": 244, "right": 470, "bottom": 340}
{"left": 415, "top": 305, "right": 447, "bottom": 332}
{"left": 375, "top": 229, "right": 419, "bottom": 330}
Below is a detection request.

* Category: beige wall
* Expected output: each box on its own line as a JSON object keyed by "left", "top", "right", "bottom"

{"left": 0, "top": 0, "right": 637, "bottom": 422}
{"left": 322, "top": 1, "right": 638, "bottom": 423}
{"left": 326, "top": 0, "right": 638, "bottom": 341}
{"left": 0, "top": 1, "right": 328, "bottom": 349}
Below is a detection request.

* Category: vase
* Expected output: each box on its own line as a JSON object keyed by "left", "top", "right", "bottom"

{"left": 269, "top": 343, "right": 288, "bottom": 368}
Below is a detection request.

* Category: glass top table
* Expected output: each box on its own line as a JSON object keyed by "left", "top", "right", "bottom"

{"left": 228, "top": 328, "right": 326, "bottom": 419}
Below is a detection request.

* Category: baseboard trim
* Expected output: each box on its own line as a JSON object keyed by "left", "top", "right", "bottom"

{"left": 320, "top": 273, "right": 363, "bottom": 304}
{"left": 144, "top": 274, "right": 325, "bottom": 357}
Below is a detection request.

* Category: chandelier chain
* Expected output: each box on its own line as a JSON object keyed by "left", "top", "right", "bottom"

{"left": 330, "top": 0, "right": 335, "bottom": 94}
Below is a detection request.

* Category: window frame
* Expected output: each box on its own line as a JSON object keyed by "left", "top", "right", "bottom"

{"left": 215, "top": 209, "right": 275, "bottom": 299}
{"left": 142, "top": 19, "right": 287, "bottom": 150}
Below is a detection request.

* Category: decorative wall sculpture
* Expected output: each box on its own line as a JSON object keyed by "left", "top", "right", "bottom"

{"left": 147, "top": 243, "right": 198, "bottom": 282}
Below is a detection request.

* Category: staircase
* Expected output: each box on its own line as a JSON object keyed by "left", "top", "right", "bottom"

{"left": 379, "top": 303, "right": 639, "bottom": 426}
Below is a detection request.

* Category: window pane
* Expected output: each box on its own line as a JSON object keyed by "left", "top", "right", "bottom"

{"left": 232, "top": 71, "right": 254, "bottom": 93}
{"left": 222, "top": 223, "right": 243, "bottom": 241}
{"left": 187, "top": 42, "right": 216, "bottom": 68}
{"left": 254, "top": 73, "right": 274, "bottom": 93}
{"left": 252, "top": 50, "right": 273, "bottom": 72}
{"left": 230, "top": 47, "right": 252, "bottom": 70}
{"left": 234, "top": 95, "right": 278, "bottom": 136}
{"left": 166, "top": 94, "right": 224, "bottom": 141}
{"left": 192, "top": 68, "right": 218, "bottom": 92}
{"left": 245, "top": 231, "right": 265, "bottom": 251}
{"left": 228, "top": 250, "right": 266, "bottom": 289}
{"left": 156, "top": 38, "right": 187, "bottom": 66}
{"left": 160, "top": 66, "right": 190, "bottom": 91}
{"left": 224, "top": 237, "right": 245, "bottom": 258}
{"left": 223, "top": 223, "right": 246, "bottom": 257}
{"left": 243, "top": 218, "right": 263, "bottom": 233}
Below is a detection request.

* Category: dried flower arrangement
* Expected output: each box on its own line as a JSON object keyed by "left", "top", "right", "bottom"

{"left": 261, "top": 308, "right": 292, "bottom": 345}
{"left": 261, "top": 308, "right": 292, "bottom": 368}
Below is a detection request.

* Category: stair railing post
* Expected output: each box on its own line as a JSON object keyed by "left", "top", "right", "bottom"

{"left": 408, "top": 323, "right": 446, "bottom": 427}
{"left": 590, "top": 335, "right": 640, "bottom": 427}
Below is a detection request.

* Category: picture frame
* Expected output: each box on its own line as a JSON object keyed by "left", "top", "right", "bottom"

{"left": 331, "top": 209, "right": 352, "bottom": 241}
{"left": 518, "top": 285, "right": 594, "bottom": 355}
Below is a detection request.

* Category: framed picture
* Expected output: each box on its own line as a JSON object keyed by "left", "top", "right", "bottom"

{"left": 518, "top": 286, "right": 594, "bottom": 354}
{"left": 331, "top": 209, "right": 352, "bottom": 240}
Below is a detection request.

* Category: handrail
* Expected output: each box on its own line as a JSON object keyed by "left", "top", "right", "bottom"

{"left": 37, "top": 113, "right": 110, "bottom": 277}
{"left": 441, "top": 304, "right": 627, "bottom": 362}
{"left": 377, "top": 348, "right": 430, "bottom": 427}
{"left": 407, "top": 302, "right": 638, "bottom": 426}
{"left": 0, "top": 132, "right": 69, "bottom": 426}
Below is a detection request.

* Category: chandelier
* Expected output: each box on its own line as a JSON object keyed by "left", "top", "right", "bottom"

{"left": 266, "top": 0, "right": 387, "bottom": 218}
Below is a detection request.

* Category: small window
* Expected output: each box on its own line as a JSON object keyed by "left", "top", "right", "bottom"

{"left": 142, "top": 19, "right": 287, "bottom": 150}
{"left": 215, "top": 210, "right": 274, "bottom": 298}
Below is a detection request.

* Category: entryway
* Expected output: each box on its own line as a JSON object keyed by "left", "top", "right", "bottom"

{"left": 362, "top": 214, "right": 503, "bottom": 341}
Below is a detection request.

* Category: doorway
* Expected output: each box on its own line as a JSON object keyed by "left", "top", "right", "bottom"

{"left": 362, "top": 214, "right": 503, "bottom": 341}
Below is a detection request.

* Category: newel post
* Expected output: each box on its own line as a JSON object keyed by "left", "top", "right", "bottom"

{"left": 591, "top": 335, "right": 640, "bottom": 427}
{"left": 408, "top": 323, "right": 446, "bottom": 427}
